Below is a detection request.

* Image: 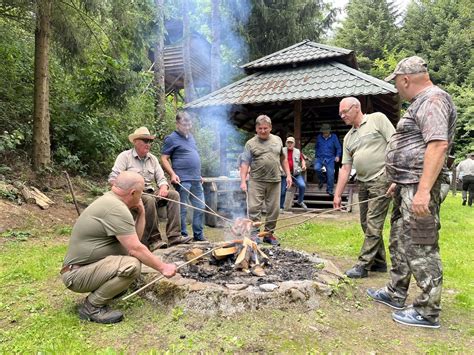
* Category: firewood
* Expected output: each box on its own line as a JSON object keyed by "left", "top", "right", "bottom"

{"left": 20, "top": 185, "right": 35, "bottom": 204}
{"left": 30, "top": 187, "right": 54, "bottom": 204}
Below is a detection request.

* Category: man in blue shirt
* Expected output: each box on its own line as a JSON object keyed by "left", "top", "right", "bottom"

{"left": 314, "top": 124, "right": 342, "bottom": 196}
{"left": 161, "top": 112, "right": 206, "bottom": 241}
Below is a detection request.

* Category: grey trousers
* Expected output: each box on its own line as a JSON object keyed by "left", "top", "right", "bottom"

{"left": 61, "top": 255, "right": 141, "bottom": 306}
{"left": 248, "top": 180, "right": 281, "bottom": 234}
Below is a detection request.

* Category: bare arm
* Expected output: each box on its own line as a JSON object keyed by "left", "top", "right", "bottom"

{"left": 333, "top": 164, "right": 352, "bottom": 209}
{"left": 280, "top": 155, "right": 292, "bottom": 188}
{"left": 412, "top": 140, "right": 448, "bottom": 216}
{"left": 160, "top": 154, "right": 180, "bottom": 184}
{"left": 240, "top": 162, "right": 250, "bottom": 191}
{"left": 301, "top": 153, "right": 307, "bottom": 171}
{"left": 116, "top": 234, "right": 177, "bottom": 277}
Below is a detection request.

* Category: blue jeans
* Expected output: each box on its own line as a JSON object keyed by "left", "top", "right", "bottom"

{"left": 280, "top": 174, "right": 306, "bottom": 208}
{"left": 315, "top": 157, "right": 335, "bottom": 194}
{"left": 175, "top": 181, "right": 205, "bottom": 239}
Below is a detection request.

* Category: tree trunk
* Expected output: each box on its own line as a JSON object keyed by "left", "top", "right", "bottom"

{"left": 211, "top": 0, "right": 221, "bottom": 91}
{"left": 153, "top": 0, "right": 166, "bottom": 136}
{"left": 182, "top": 0, "right": 196, "bottom": 103}
{"left": 32, "top": 0, "right": 52, "bottom": 171}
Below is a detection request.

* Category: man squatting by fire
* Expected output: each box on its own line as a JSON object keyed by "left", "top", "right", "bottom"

{"left": 61, "top": 171, "right": 177, "bottom": 324}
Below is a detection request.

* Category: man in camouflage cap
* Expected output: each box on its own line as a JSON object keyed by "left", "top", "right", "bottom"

{"left": 367, "top": 56, "right": 457, "bottom": 328}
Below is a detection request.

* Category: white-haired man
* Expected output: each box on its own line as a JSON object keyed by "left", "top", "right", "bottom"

{"left": 109, "top": 127, "right": 192, "bottom": 250}
{"left": 334, "top": 97, "right": 395, "bottom": 279}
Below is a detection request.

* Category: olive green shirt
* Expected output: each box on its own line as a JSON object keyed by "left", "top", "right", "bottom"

{"left": 241, "top": 134, "right": 284, "bottom": 183}
{"left": 342, "top": 112, "right": 395, "bottom": 182}
{"left": 63, "top": 192, "right": 135, "bottom": 266}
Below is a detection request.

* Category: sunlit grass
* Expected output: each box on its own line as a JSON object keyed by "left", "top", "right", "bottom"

{"left": 0, "top": 194, "right": 471, "bottom": 352}
{"left": 280, "top": 194, "right": 473, "bottom": 310}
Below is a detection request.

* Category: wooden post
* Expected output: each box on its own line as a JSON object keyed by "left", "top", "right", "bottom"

{"left": 294, "top": 100, "right": 302, "bottom": 149}
{"left": 219, "top": 128, "right": 227, "bottom": 176}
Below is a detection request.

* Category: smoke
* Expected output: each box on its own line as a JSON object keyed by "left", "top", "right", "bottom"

{"left": 182, "top": 0, "right": 252, "bottom": 177}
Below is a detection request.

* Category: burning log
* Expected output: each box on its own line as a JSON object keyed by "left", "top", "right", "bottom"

{"left": 211, "top": 237, "right": 270, "bottom": 276}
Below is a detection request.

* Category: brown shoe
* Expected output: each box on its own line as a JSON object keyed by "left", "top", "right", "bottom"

{"left": 149, "top": 240, "right": 168, "bottom": 251}
{"left": 168, "top": 235, "right": 193, "bottom": 247}
{"left": 78, "top": 298, "right": 123, "bottom": 324}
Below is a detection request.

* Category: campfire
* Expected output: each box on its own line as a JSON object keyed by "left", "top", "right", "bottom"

{"left": 136, "top": 217, "right": 344, "bottom": 316}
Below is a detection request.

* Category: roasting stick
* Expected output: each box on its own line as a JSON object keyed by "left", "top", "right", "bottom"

{"left": 122, "top": 244, "right": 229, "bottom": 301}
{"left": 143, "top": 193, "right": 233, "bottom": 224}
{"left": 259, "top": 195, "right": 389, "bottom": 235}
{"left": 175, "top": 181, "right": 233, "bottom": 229}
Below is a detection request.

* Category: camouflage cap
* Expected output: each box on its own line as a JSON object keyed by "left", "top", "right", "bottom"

{"left": 384, "top": 56, "right": 428, "bottom": 81}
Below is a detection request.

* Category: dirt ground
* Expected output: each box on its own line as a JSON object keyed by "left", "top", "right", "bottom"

{"left": 0, "top": 188, "right": 472, "bottom": 353}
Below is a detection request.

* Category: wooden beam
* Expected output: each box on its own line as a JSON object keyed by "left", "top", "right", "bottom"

{"left": 294, "top": 100, "right": 302, "bottom": 148}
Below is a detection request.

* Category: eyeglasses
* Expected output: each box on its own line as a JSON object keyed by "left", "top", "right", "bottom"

{"left": 140, "top": 139, "right": 153, "bottom": 144}
{"left": 339, "top": 104, "right": 355, "bottom": 117}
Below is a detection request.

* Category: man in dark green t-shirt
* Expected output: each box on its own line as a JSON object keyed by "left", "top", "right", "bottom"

{"left": 61, "top": 171, "right": 177, "bottom": 324}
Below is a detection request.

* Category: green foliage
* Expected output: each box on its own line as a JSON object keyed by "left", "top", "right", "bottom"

{"left": 400, "top": 0, "right": 473, "bottom": 87}
{"left": 370, "top": 48, "right": 409, "bottom": 80}
{"left": 1, "top": 230, "right": 32, "bottom": 241}
{"left": 333, "top": 0, "right": 399, "bottom": 72}
{"left": 0, "top": 21, "right": 34, "bottom": 157}
{"left": 446, "top": 84, "right": 474, "bottom": 159}
{"left": 242, "top": 0, "right": 336, "bottom": 60}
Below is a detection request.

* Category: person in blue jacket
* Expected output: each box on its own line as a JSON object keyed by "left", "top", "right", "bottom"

{"left": 314, "top": 124, "right": 341, "bottom": 196}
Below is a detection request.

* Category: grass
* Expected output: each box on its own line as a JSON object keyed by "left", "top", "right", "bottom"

{"left": 0, "top": 195, "right": 472, "bottom": 352}
{"left": 279, "top": 194, "right": 474, "bottom": 311}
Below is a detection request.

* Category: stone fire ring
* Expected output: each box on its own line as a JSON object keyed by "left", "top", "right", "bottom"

{"left": 138, "top": 241, "right": 344, "bottom": 316}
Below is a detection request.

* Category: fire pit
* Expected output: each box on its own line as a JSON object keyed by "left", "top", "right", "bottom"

{"left": 139, "top": 241, "right": 344, "bottom": 316}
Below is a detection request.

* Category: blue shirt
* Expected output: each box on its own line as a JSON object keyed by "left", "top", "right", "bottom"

{"left": 162, "top": 131, "right": 201, "bottom": 181}
{"left": 315, "top": 133, "right": 342, "bottom": 159}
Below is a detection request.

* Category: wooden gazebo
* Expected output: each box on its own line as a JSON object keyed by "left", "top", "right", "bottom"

{"left": 186, "top": 40, "right": 399, "bottom": 148}
{"left": 185, "top": 40, "right": 400, "bottom": 210}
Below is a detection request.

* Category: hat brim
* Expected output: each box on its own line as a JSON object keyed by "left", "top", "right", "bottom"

{"left": 128, "top": 134, "right": 156, "bottom": 144}
{"left": 384, "top": 73, "right": 397, "bottom": 82}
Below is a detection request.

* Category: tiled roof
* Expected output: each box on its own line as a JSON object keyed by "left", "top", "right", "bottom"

{"left": 185, "top": 62, "right": 397, "bottom": 108}
{"left": 242, "top": 40, "right": 352, "bottom": 69}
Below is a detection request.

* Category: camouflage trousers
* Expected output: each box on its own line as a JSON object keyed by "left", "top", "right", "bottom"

{"left": 386, "top": 181, "right": 443, "bottom": 323}
{"left": 357, "top": 173, "right": 391, "bottom": 269}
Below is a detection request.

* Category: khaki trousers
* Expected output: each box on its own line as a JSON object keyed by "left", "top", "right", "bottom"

{"left": 141, "top": 190, "right": 181, "bottom": 248}
{"left": 248, "top": 180, "right": 281, "bottom": 234}
{"left": 61, "top": 255, "right": 141, "bottom": 306}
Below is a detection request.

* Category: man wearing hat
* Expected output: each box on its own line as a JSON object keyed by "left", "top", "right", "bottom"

{"left": 456, "top": 152, "right": 474, "bottom": 206}
{"left": 109, "top": 127, "right": 192, "bottom": 250}
{"left": 280, "top": 136, "right": 308, "bottom": 211}
{"left": 367, "top": 56, "right": 457, "bottom": 329}
{"left": 314, "top": 123, "right": 341, "bottom": 196}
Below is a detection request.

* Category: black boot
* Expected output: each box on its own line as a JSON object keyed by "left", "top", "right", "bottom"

{"left": 345, "top": 265, "right": 368, "bottom": 278}
{"left": 370, "top": 262, "right": 388, "bottom": 272}
{"left": 78, "top": 298, "right": 124, "bottom": 324}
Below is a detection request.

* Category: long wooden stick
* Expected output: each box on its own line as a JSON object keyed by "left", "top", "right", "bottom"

{"left": 63, "top": 171, "right": 80, "bottom": 216}
{"left": 143, "top": 192, "right": 233, "bottom": 223}
{"left": 176, "top": 181, "right": 221, "bottom": 219}
{"left": 122, "top": 244, "right": 227, "bottom": 301}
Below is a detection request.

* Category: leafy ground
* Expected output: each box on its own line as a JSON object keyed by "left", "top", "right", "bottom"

{"left": 0, "top": 185, "right": 473, "bottom": 353}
